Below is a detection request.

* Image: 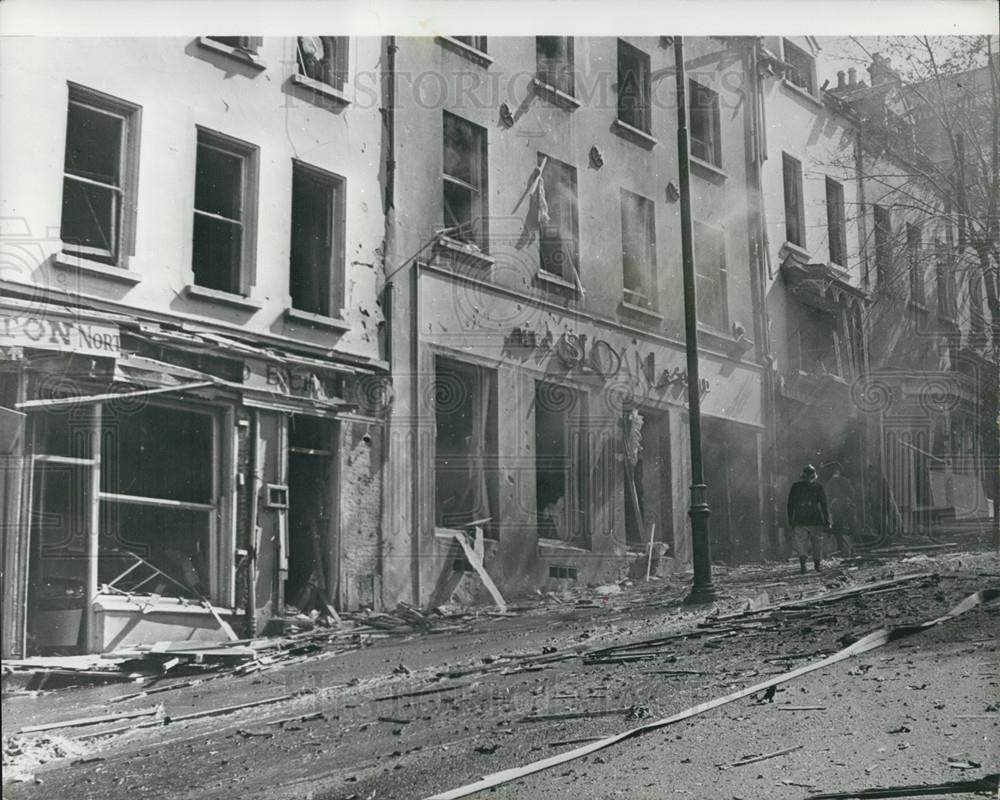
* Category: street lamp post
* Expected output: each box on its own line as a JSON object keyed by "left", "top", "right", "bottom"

{"left": 675, "top": 37, "right": 718, "bottom": 605}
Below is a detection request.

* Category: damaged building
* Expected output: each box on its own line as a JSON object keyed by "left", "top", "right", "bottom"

{"left": 0, "top": 37, "right": 387, "bottom": 657}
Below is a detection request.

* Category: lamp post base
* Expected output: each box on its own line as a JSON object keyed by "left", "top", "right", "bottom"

{"left": 683, "top": 583, "right": 719, "bottom": 605}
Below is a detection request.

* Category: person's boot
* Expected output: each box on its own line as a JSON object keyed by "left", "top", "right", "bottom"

{"left": 799, "top": 556, "right": 807, "bottom": 574}
{"left": 814, "top": 558, "right": 822, "bottom": 572}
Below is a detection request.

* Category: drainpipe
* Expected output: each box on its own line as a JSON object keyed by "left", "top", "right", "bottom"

{"left": 675, "top": 37, "right": 717, "bottom": 604}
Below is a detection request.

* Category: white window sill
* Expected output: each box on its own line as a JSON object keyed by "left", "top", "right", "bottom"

{"left": 196, "top": 37, "right": 268, "bottom": 71}
{"left": 435, "top": 235, "right": 495, "bottom": 269}
{"left": 780, "top": 240, "right": 812, "bottom": 265}
{"left": 689, "top": 155, "right": 729, "bottom": 182}
{"left": 535, "top": 269, "right": 579, "bottom": 292}
{"left": 435, "top": 37, "right": 494, "bottom": 68}
{"left": 290, "top": 73, "right": 352, "bottom": 107}
{"left": 620, "top": 299, "right": 663, "bottom": 322}
{"left": 532, "top": 78, "right": 581, "bottom": 110}
{"left": 782, "top": 79, "right": 823, "bottom": 108}
{"left": 54, "top": 251, "right": 142, "bottom": 285}
{"left": 612, "top": 118, "right": 658, "bottom": 148}
{"left": 284, "top": 307, "right": 351, "bottom": 332}
{"left": 184, "top": 283, "right": 262, "bottom": 310}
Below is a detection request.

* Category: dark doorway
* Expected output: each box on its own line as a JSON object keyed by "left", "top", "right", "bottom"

{"left": 285, "top": 415, "right": 337, "bottom": 613}
{"left": 623, "top": 409, "right": 671, "bottom": 550}
{"left": 701, "top": 417, "right": 761, "bottom": 564}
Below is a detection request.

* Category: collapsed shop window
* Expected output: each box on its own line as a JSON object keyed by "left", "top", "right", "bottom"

{"left": 782, "top": 39, "right": 816, "bottom": 95}
{"left": 536, "top": 36, "right": 575, "bottom": 97}
{"left": 442, "top": 111, "right": 488, "bottom": 250}
{"left": 873, "top": 205, "right": 892, "bottom": 286}
{"left": 826, "top": 177, "right": 847, "bottom": 267}
{"left": 694, "top": 221, "right": 728, "bottom": 331}
{"left": 782, "top": 152, "right": 805, "bottom": 248}
{"left": 98, "top": 403, "right": 216, "bottom": 597}
{"left": 297, "top": 36, "right": 348, "bottom": 90}
{"left": 192, "top": 128, "right": 257, "bottom": 295}
{"left": 621, "top": 189, "right": 657, "bottom": 309}
{"left": 61, "top": 85, "right": 139, "bottom": 266}
{"left": 434, "top": 358, "right": 498, "bottom": 536}
{"left": 537, "top": 153, "right": 579, "bottom": 281}
{"left": 290, "top": 161, "right": 344, "bottom": 317}
{"left": 907, "top": 222, "right": 925, "bottom": 305}
{"left": 689, "top": 80, "right": 722, "bottom": 167}
{"left": 617, "top": 40, "right": 651, "bottom": 133}
{"left": 535, "top": 381, "right": 589, "bottom": 548}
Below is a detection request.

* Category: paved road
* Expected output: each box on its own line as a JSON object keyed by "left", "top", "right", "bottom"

{"left": 3, "top": 555, "right": 998, "bottom": 800}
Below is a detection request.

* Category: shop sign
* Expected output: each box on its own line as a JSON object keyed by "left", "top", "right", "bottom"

{"left": 0, "top": 312, "right": 121, "bottom": 357}
{"left": 242, "top": 360, "right": 340, "bottom": 403}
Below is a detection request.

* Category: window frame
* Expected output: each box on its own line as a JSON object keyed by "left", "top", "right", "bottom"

{"left": 693, "top": 220, "right": 729, "bottom": 332}
{"left": 825, "top": 176, "right": 847, "bottom": 267}
{"left": 442, "top": 111, "right": 489, "bottom": 252}
{"left": 620, "top": 188, "right": 657, "bottom": 309}
{"left": 782, "top": 39, "right": 817, "bottom": 96}
{"left": 782, "top": 152, "right": 806, "bottom": 249}
{"left": 296, "top": 36, "right": 349, "bottom": 91}
{"left": 689, "top": 80, "right": 722, "bottom": 168}
{"left": 289, "top": 159, "right": 346, "bottom": 319}
{"left": 617, "top": 39, "right": 652, "bottom": 134}
{"left": 191, "top": 127, "right": 259, "bottom": 297}
{"left": 536, "top": 153, "right": 580, "bottom": 284}
{"left": 535, "top": 36, "right": 576, "bottom": 100}
{"left": 873, "top": 204, "right": 892, "bottom": 286}
{"left": 60, "top": 83, "right": 141, "bottom": 268}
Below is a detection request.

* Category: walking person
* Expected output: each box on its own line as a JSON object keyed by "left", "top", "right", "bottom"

{"left": 826, "top": 463, "right": 857, "bottom": 558}
{"left": 787, "top": 464, "right": 831, "bottom": 573}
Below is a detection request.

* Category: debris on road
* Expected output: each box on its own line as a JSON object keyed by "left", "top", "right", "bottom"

{"left": 805, "top": 773, "right": 999, "bottom": 798}
{"left": 723, "top": 743, "right": 803, "bottom": 768}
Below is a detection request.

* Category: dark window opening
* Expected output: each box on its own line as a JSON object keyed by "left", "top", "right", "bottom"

{"left": 536, "top": 36, "right": 575, "bottom": 96}
{"left": 548, "top": 565, "right": 578, "bottom": 580}
{"left": 873, "top": 205, "right": 892, "bottom": 285}
{"left": 826, "top": 177, "right": 847, "bottom": 266}
{"left": 193, "top": 131, "right": 253, "bottom": 294}
{"left": 617, "top": 40, "right": 651, "bottom": 133}
{"left": 782, "top": 153, "right": 805, "bottom": 248}
{"left": 907, "top": 222, "right": 924, "bottom": 305}
{"left": 694, "top": 221, "right": 728, "bottom": 330}
{"left": 61, "top": 94, "right": 130, "bottom": 265}
{"left": 434, "top": 358, "right": 499, "bottom": 538}
{"left": 537, "top": 153, "right": 579, "bottom": 280}
{"left": 297, "top": 36, "right": 348, "bottom": 90}
{"left": 452, "top": 36, "right": 487, "bottom": 53}
{"left": 689, "top": 81, "right": 722, "bottom": 167}
{"left": 442, "top": 112, "right": 488, "bottom": 250}
{"left": 621, "top": 189, "right": 656, "bottom": 308}
{"left": 790, "top": 304, "right": 843, "bottom": 376}
{"left": 290, "top": 162, "right": 342, "bottom": 317}
{"left": 783, "top": 39, "right": 816, "bottom": 95}
{"left": 623, "top": 410, "right": 670, "bottom": 549}
{"left": 535, "top": 381, "right": 588, "bottom": 548}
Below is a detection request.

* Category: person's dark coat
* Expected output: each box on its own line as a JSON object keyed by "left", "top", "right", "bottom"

{"left": 787, "top": 479, "right": 830, "bottom": 528}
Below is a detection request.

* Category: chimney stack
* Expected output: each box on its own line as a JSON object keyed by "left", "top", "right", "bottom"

{"left": 837, "top": 70, "right": 846, "bottom": 89}
{"left": 848, "top": 67, "right": 857, "bottom": 87}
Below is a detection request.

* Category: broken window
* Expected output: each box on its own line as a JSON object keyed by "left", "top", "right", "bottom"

{"left": 694, "top": 221, "right": 728, "bottom": 330}
{"left": 689, "top": 80, "right": 721, "bottom": 167}
{"left": 873, "top": 205, "right": 892, "bottom": 285}
{"left": 782, "top": 153, "right": 805, "bottom": 248}
{"left": 790, "top": 304, "right": 842, "bottom": 375}
{"left": 621, "top": 189, "right": 656, "bottom": 308}
{"left": 617, "top": 40, "right": 651, "bottom": 133}
{"left": 535, "top": 381, "right": 588, "bottom": 548}
{"left": 783, "top": 39, "right": 816, "bottom": 95}
{"left": 290, "top": 161, "right": 343, "bottom": 317}
{"left": 452, "top": 36, "right": 487, "bottom": 53}
{"left": 907, "top": 222, "right": 925, "bottom": 305}
{"left": 192, "top": 129, "right": 256, "bottom": 294}
{"left": 536, "top": 37, "right": 575, "bottom": 96}
{"left": 537, "top": 153, "right": 579, "bottom": 281}
{"left": 443, "top": 111, "right": 488, "bottom": 249}
{"left": 297, "top": 37, "right": 348, "bottom": 90}
{"left": 61, "top": 87, "right": 137, "bottom": 265}
{"left": 826, "top": 177, "right": 847, "bottom": 267}
{"left": 433, "top": 358, "right": 498, "bottom": 536}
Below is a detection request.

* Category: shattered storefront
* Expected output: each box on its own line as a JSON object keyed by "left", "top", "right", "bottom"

{"left": 399, "top": 267, "right": 765, "bottom": 606}
{"left": 0, "top": 298, "right": 384, "bottom": 657}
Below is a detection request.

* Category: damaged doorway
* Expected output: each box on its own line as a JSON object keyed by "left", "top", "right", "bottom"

{"left": 535, "top": 381, "right": 589, "bottom": 548}
{"left": 285, "top": 415, "right": 338, "bottom": 614}
{"left": 702, "top": 417, "right": 761, "bottom": 564}
{"left": 433, "top": 357, "right": 498, "bottom": 537}
{"left": 623, "top": 409, "right": 671, "bottom": 552}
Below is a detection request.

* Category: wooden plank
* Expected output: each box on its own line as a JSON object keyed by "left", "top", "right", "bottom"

{"left": 202, "top": 599, "right": 240, "bottom": 641}
{"left": 18, "top": 704, "right": 163, "bottom": 734}
{"left": 729, "top": 744, "right": 803, "bottom": 767}
{"left": 452, "top": 532, "right": 506, "bottom": 611}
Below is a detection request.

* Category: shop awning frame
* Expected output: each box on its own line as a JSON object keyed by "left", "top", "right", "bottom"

{"left": 15, "top": 380, "right": 216, "bottom": 411}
